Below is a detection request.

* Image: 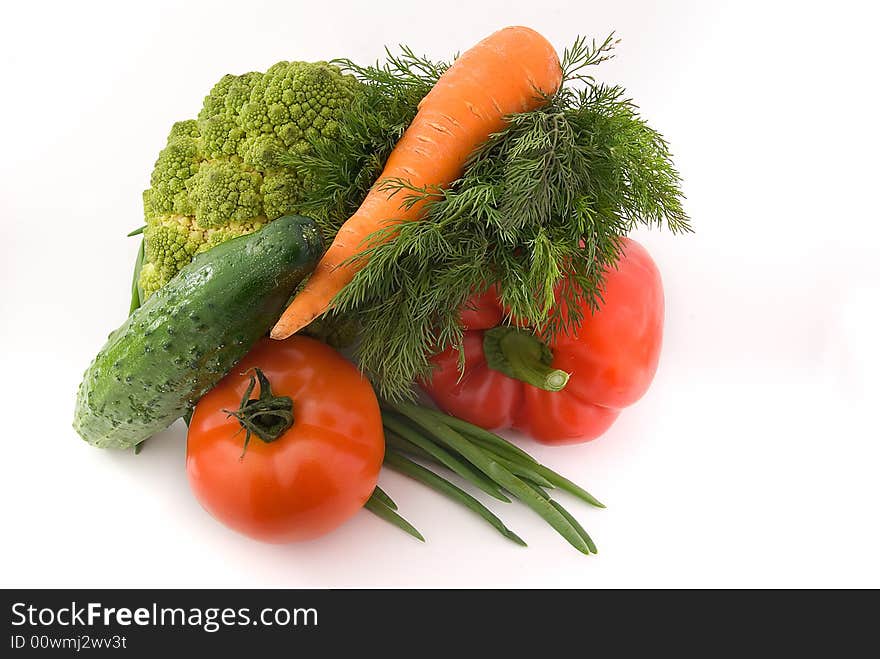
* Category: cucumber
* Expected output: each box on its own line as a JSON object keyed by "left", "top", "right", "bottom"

{"left": 73, "top": 215, "right": 322, "bottom": 449}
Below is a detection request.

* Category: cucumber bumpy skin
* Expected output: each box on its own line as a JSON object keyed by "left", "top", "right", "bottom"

{"left": 73, "top": 215, "right": 322, "bottom": 449}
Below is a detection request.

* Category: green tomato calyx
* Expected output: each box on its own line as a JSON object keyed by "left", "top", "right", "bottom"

{"left": 223, "top": 368, "right": 294, "bottom": 458}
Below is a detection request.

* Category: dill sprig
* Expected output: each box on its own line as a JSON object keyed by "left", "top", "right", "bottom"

{"left": 279, "top": 47, "right": 449, "bottom": 241}
{"left": 292, "top": 36, "right": 691, "bottom": 400}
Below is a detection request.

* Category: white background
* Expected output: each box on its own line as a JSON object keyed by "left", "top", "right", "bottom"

{"left": 1, "top": 0, "right": 878, "bottom": 588}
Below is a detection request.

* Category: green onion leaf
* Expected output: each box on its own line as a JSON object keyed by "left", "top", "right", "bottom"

{"left": 420, "top": 408, "right": 538, "bottom": 465}
{"left": 383, "top": 413, "right": 510, "bottom": 503}
{"left": 364, "top": 494, "right": 424, "bottom": 542}
{"left": 385, "top": 451, "right": 526, "bottom": 546}
{"left": 371, "top": 485, "right": 398, "bottom": 511}
{"left": 391, "top": 402, "right": 592, "bottom": 555}
{"left": 128, "top": 238, "right": 145, "bottom": 316}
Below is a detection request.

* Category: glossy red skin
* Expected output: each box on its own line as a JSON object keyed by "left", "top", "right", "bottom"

{"left": 187, "top": 336, "right": 384, "bottom": 543}
{"left": 423, "top": 238, "right": 664, "bottom": 445}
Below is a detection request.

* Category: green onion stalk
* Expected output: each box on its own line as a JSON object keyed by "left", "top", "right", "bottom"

{"left": 365, "top": 402, "right": 604, "bottom": 555}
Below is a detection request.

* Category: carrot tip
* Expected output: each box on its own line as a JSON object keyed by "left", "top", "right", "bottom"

{"left": 270, "top": 325, "right": 292, "bottom": 340}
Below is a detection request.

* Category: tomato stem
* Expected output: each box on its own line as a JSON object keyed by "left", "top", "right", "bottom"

{"left": 223, "top": 368, "right": 294, "bottom": 458}
{"left": 482, "top": 326, "right": 570, "bottom": 392}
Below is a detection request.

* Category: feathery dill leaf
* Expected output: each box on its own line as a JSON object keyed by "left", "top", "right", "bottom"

{"left": 300, "top": 37, "right": 690, "bottom": 400}
{"left": 560, "top": 33, "right": 620, "bottom": 85}
{"left": 278, "top": 48, "right": 449, "bottom": 241}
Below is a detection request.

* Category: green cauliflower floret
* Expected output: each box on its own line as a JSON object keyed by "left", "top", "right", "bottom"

{"left": 240, "top": 61, "right": 359, "bottom": 152}
{"left": 139, "top": 61, "right": 362, "bottom": 297}
{"left": 198, "top": 72, "right": 260, "bottom": 158}
{"left": 143, "top": 121, "right": 201, "bottom": 218}
{"left": 188, "top": 158, "right": 264, "bottom": 227}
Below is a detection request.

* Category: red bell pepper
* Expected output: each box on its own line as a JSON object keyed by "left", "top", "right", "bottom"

{"left": 421, "top": 238, "right": 664, "bottom": 445}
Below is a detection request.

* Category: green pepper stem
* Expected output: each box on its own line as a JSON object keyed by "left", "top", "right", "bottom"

{"left": 482, "top": 326, "right": 570, "bottom": 392}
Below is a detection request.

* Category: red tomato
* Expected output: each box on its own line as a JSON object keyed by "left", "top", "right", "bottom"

{"left": 186, "top": 336, "right": 384, "bottom": 543}
{"left": 422, "top": 238, "right": 664, "bottom": 445}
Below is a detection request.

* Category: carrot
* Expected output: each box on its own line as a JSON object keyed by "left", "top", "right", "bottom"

{"left": 270, "top": 26, "right": 562, "bottom": 340}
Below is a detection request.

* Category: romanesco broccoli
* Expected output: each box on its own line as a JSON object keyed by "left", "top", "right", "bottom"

{"left": 139, "top": 61, "right": 363, "bottom": 297}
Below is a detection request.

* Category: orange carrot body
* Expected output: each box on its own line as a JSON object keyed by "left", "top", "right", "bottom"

{"left": 271, "top": 27, "right": 562, "bottom": 339}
